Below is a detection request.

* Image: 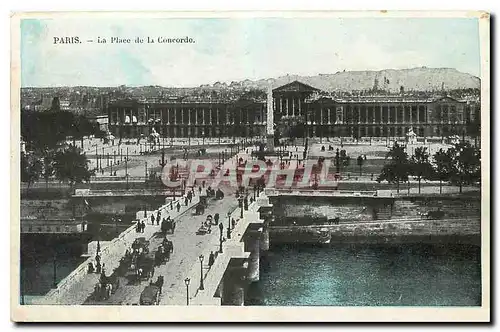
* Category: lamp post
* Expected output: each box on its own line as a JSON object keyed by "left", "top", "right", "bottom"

{"left": 227, "top": 212, "right": 231, "bottom": 239}
{"left": 125, "top": 147, "right": 129, "bottom": 190}
{"left": 184, "top": 278, "right": 190, "bottom": 305}
{"left": 218, "top": 222, "right": 223, "bottom": 253}
{"left": 238, "top": 197, "right": 244, "bottom": 218}
{"left": 199, "top": 255, "right": 205, "bottom": 290}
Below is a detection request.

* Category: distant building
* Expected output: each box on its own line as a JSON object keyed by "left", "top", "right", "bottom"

{"left": 88, "top": 115, "right": 109, "bottom": 132}
{"left": 107, "top": 81, "right": 480, "bottom": 139}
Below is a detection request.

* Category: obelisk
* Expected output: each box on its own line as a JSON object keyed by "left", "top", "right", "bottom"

{"left": 266, "top": 84, "right": 275, "bottom": 152}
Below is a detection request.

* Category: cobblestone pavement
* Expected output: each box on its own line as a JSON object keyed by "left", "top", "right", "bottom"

{"left": 85, "top": 185, "right": 239, "bottom": 305}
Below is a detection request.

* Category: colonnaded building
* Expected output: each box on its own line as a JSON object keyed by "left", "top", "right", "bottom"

{"left": 107, "top": 81, "right": 480, "bottom": 140}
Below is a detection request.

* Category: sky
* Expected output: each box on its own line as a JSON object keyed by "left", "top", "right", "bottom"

{"left": 20, "top": 16, "right": 481, "bottom": 87}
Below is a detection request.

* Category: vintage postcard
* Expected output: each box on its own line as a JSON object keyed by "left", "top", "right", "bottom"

{"left": 11, "top": 11, "right": 490, "bottom": 322}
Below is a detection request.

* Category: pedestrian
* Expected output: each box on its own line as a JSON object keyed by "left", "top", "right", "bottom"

{"left": 202, "top": 180, "right": 206, "bottom": 188}
{"left": 231, "top": 218, "right": 236, "bottom": 229}
{"left": 157, "top": 210, "right": 161, "bottom": 225}
{"left": 208, "top": 251, "right": 215, "bottom": 267}
{"left": 176, "top": 202, "right": 181, "bottom": 212}
{"left": 151, "top": 214, "right": 155, "bottom": 225}
{"left": 184, "top": 197, "right": 188, "bottom": 206}
{"left": 199, "top": 186, "right": 202, "bottom": 194}
{"left": 141, "top": 220, "right": 146, "bottom": 233}
{"left": 136, "top": 221, "right": 141, "bottom": 233}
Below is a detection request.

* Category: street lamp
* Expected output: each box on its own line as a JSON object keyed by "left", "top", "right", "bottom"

{"left": 238, "top": 197, "right": 244, "bottom": 218}
{"left": 199, "top": 255, "right": 205, "bottom": 290}
{"left": 184, "top": 278, "right": 190, "bottom": 305}
{"left": 218, "top": 222, "right": 224, "bottom": 253}
{"left": 227, "top": 212, "right": 231, "bottom": 239}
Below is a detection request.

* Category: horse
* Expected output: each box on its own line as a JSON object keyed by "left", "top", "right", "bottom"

{"left": 94, "top": 282, "right": 113, "bottom": 300}
{"left": 162, "top": 238, "right": 174, "bottom": 254}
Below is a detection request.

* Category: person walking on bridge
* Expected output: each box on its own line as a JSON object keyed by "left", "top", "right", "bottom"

{"left": 208, "top": 251, "right": 215, "bottom": 267}
{"left": 156, "top": 211, "right": 161, "bottom": 225}
{"left": 176, "top": 202, "right": 181, "bottom": 212}
{"left": 151, "top": 214, "right": 155, "bottom": 225}
{"left": 141, "top": 220, "right": 146, "bottom": 233}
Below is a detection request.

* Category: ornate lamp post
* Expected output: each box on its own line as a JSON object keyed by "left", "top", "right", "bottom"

{"left": 184, "top": 278, "right": 190, "bottom": 305}
{"left": 199, "top": 255, "right": 205, "bottom": 290}
{"left": 218, "top": 222, "right": 223, "bottom": 253}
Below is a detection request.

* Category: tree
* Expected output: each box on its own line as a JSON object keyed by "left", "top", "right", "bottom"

{"left": 447, "top": 142, "right": 481, "bottom": 193}
{"left": 432, "top": 148, "right": 452, "bottom": 194}
{"left": 409, "top": 147, "right": 433, "bottom": 194}
{"left": 53, "top": 145, "right": 94, "bottom": 186}
{"left": 377, "top": 142, "right": 409, "bottom": 193}
{"left": 357, "top": 155, "right": 364, "bottom": 176}
{"left": 21, "top": 152, "right": 43, "bottom": 190}
{"left": 41, "top": 152, "right": 56, "bottom": 192}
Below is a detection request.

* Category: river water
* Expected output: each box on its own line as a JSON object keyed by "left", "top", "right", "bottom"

{"left": 246, "top": 243, "right": 481, "bottom": 306}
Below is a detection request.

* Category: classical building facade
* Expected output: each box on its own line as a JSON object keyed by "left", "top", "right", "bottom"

{"left": 108, "top": 99, "right": 267, "bottom": 139}
{"left": 108, "top": 81, "right": 479, "bottom": 139}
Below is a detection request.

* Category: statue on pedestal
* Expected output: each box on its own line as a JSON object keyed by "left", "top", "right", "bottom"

{"left": 406, "top": 127, "right": 417, "bottom": 145}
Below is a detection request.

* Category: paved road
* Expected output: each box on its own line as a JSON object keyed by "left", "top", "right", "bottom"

{"left": 84, "top": 185, "right": 239, "bottom": 305}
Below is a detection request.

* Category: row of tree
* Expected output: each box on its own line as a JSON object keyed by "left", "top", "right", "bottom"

{"left": 21, "top": 109, "right": 101, "bottom": 152}
{"left": 21, "top": 145, "right": 94, "bottom": 190}
{"left": 377, "top": 142, "right": 480, "bottom": 194}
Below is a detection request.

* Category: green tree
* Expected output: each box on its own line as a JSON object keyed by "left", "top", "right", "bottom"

{"left": 21, "top": 152, "right": 43, "bottom": 190}
{"left": 432, "top": 148, "right": 452, "bottom": 194}
{"left": 377, "top": 142, "right": 409, "bottom": 193}
{"left": 448, "top": 142, "right": 481, "bottom": 193}
{"left": 409, "top": 146, "right": 433, "bottom": 194}
{"left": 54, "top": 145, "right": 94, "bottom": 186}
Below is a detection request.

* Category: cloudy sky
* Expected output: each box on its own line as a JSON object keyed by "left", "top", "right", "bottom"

{"left": 20, "top": 16, "right": 481, "bottom": 87}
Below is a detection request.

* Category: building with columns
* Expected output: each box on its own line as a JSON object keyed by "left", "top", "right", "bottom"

{"left": 108, "top": 99, "right": 267, "bottom": 139}
{"left": 107, "top": 80, "right": 479, "bottom": 140}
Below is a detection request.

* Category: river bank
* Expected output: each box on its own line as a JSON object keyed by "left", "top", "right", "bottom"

{"left": 269, "top": 218, "right": 481, "bottom": 246}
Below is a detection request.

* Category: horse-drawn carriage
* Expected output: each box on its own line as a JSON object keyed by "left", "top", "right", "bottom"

{"left": 162, "top": 237, "right": 174, "bottom": 254}
{"left": 154, "top": 245, "right": 170, "bottom": 265}
{"left": 206, "top": 186, "right": 216, "bottom": 198}
{"left": 215, "top": 189, "right": 224, "bottom": 200}
{"left": 161, "top": 218, "right": 176, "bottom": 235}
{"left": 139, "top": 276, "right": 164, "bottom": 305}
{"left": 93, "top": 272, "right": 120, "bottom": 301}
{"left": 132, "top": 237, "right": 150, "bottom": 254}
{"left": 126, "top": 254, "right": 155, "bottom": 283}
{"left": 195, "top": 195, "right": 208, "bottom": 215}
{"left": 196, "top": 215, "right": 214, "bottom": 235}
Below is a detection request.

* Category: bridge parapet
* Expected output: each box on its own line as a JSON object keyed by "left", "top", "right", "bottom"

{"left": 21, "top": 218, "right": 85, "bottom": 234}
{"left": 187, "top": 192, "right": 268, "bottom": 305}
{"left": 37, "top": 192, "right": 200, "bottom": 305}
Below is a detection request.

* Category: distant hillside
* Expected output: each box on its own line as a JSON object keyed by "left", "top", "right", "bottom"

{"left": 221, "top": 67, "right": 480, "bottom": 93}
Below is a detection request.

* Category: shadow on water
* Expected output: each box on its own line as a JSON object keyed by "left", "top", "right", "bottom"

{"left": 246, "top": 242, "right": 481, "bottom": 306}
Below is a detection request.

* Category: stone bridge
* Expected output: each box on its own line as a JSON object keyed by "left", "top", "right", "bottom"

{"left": 34, "top": 184, "right": 273, "bottom": 306}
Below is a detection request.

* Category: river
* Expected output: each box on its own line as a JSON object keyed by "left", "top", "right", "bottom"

{"left": 246, "top": 243, "right": 481, "bottom": 306}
